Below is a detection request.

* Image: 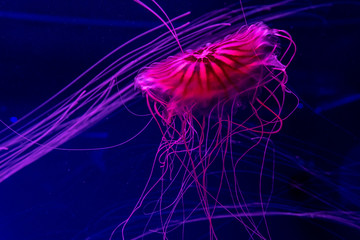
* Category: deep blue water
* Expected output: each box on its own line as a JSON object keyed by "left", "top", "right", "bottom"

{"left": 0, "top": 0, "right": 360, "bottom": 239}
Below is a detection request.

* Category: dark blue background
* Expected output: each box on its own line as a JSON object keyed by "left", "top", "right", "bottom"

{"left": 0, "top": 0, "right": 360, "bottom": 239}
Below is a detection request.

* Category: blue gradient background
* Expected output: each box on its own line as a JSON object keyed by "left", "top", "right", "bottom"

{"left": 0, "top": 0, "right": 359, "bottom": 239}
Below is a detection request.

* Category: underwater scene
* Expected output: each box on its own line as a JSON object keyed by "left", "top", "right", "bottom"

{"left": 0, "top": 0, "right": 360, "bottom": 239}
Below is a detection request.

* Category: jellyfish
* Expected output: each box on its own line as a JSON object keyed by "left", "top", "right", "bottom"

{"left": 0, "top": 0, "right": 359, "bottom": 239}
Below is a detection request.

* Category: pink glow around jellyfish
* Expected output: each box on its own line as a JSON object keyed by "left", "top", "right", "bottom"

{"left": 117, "top": 11, "right": 297, "bottom": 239}
{"left": 136, "top": 23, "right": 290, "bottom": 120}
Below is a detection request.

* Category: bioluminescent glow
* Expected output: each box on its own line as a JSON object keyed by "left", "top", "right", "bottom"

{"left": 0, "top": 1, "right": 359, "bottom": 239}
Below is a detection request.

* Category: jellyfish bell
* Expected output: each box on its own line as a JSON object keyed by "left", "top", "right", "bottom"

{"left": 135, "top": 22, "right": 291, "bottom": 121}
